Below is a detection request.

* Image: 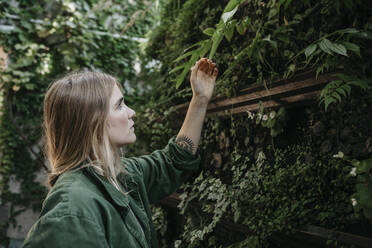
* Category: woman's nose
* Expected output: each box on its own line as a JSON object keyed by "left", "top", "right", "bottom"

{"left": 128, "top": 107, "right": 136, "bottom": 118}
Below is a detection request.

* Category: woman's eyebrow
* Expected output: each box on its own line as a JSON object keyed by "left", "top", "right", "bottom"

{"left": 115, "top": 97, "right": 123, "bottom": 107}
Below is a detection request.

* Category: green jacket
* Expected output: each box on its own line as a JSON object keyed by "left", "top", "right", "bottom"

{"left": 22, "top": 137, "right": 201, "bottom": 248}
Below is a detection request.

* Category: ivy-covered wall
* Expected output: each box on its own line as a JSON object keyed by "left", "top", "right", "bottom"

{"left": 0, "top": 0, "right": 156, "bottom": 246}
{"left": 136, "top": 0, "right": 372, "bottom": 247}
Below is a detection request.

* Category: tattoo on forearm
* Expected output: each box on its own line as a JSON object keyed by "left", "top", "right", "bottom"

{"left": 175, "top": 135, "right": 195, "bottom": 153}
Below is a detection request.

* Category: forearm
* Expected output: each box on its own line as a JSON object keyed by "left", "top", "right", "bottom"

{"left": 176, "top": 96, "right": 208, "bottom": 154}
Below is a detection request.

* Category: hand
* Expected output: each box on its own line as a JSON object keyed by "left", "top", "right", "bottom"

{"left": 190, "top": 58, "right": 218, "bottom": 105}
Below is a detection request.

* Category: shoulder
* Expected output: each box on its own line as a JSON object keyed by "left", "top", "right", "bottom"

{"left": 40, "top": 169, "right": 108, "bottom": 224}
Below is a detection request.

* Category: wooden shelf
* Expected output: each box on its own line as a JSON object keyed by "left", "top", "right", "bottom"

{"left": 176, "top": 71, "right": 336, "bottom": 117}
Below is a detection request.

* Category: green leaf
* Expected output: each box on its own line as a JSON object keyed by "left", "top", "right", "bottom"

{"left": 262, "top": 35, "right": 278, "bottom": 50}
{"left": 209, "top": 34, "right": 223, "bottom": 60}
{"left": 225, "top": 22, "right": 235, "bottom": 42}
{"left": 174, "top": 50, "right": 195, "bottom": 62}
{"left": 318, "top": 39, "right": 333, "bottom": 55}
{"left": 340, "top": 41, "right": 360, "bottom": 56}
{"left": 183, "top": 40, "right": 205, "bottom": 52}
{"left": 343, "top": 85, "right": 352, "bottom": 95}
{"left": 169, "top": 65, "right": 185, "bottom": 74}
{"left": 332, "top": 92, "right": 342, "bottom": 102}
{"left": 337, "top": 28, "right": 359, "bottom": 34}
{"left": 199, "top": 41, "right": 212, "bottom": 58}
{"left": 329, "top": 43, "right": 348, "bottom": 57}
{"left": 348, "top": 79, "right": 371, "bottom": 90}
{"left": 236, "top": 23, "right": 246, "bottom": 35}
{"left": 222, "top": 5, "right": 239, "bottom": 23}
{"left": 352, "top": 31, "right": 372, "bottom": 40}
{"left": 203, "top": 28, "right": 215, "bottom": 37}
{"left": 324, "top": 97, "right": 336, "bottom": 111}
{"left": 358, "top": 158, "right": 372, "bottom": 173}
{"left": 356, "top": 183, "right": 372, "bottom": 208}
{"left": 175, "top": 67, "right": 190, "bottom": 89}
{"left": 304, "top": 44, "right": 317, "bottom": 59}
{"left": 335, "top": 87, "right": 347, "bottom": 97}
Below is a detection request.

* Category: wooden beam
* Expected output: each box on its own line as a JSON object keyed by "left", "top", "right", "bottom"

{"left": 299, "top": 225, "right": 372, "bottom": 248}
{"left": 207, "top": 73, "right": 333, "bottom": 111}
{"left": 175, "top": 72, "right": 336, "bottom": 117}
{"left": 208, "top": 90, "right": 321, "bottom": 117}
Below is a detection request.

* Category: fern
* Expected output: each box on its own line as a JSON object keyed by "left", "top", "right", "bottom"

{"left": 319, "top": 73, "right": 372, "bottom": 111}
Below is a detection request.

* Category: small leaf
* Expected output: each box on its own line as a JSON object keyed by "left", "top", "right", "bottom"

{"left": 262, "top": 35, "right": 278, "bottom": 50}
{"left": 169, "top": 65, "right": 185, "bottom": 74}
{"left": 332, "top": 92, "right": 342, "bottom": 102}
{"left": 337, "top": 28, "right": 359, "bottom": 34}
{"left": 348, "top": 79, "right": 370, "bottom": 90}
{"left": 175, "top": 68, "right": 190, "bottom": 89}
{"left": 324, "top": 97, "right": 336, "bottom": 111}
{"left": 318, "top": 39, "right": 333, "bottom": 55}
{"left": 174, "top": 50, "right": 194, "bottom": 62}
{"left": 203, "top": 28, "right": 215, "bottom": 37}
{"left": 343, "top": 85, "right": 352, "bottom": 95}
{"left": 183, "top": 40, "right": 205, "bottom": 52}
{"left": 358, "top": 158, "right": 372, "bottom": 173}
{"left": 236, "top": 23, "right": 246, "bottom": 35}
{"left": 352, "top": 31, "right": 372, "bottom": 40}
{"left": 225, "top": 22, "right": 235, "bottom": 42}
{"left": 222, "top": 5, "right": 239, "bottom": 23}
{"left": 329, "top": 43, "right": 348, "bottom": 57}
{"left": 304, "top": 43, "right": 317, "bottom": 59}
{"left": 335, "top": 87, "right": 347, "bottom": 97}
{"left": 340, "top": 41, "right": 360, "bottom": 56}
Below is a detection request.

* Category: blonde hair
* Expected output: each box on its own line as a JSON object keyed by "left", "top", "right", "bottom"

{"left": 44, "top": 71, "right": 126, "bottom": 194}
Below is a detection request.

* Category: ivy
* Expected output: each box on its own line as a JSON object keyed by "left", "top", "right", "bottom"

{"left": 140, "top": 0, "right": 372, "bottom": 246}
{"left": 0, "top": 0, "right": 156, "bottom": 245}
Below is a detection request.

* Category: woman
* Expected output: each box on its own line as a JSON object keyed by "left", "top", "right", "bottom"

{"left": 22, "top": 58, "right": 218, "bottom": 248}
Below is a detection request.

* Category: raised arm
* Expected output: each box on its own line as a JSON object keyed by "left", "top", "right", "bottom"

{"left": 175, "top": 58, "right": 218, "bottom": 154}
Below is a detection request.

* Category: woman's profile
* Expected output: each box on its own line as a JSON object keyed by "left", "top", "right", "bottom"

{"left": 22, "top": 58, "right": 218, "bottom": 248}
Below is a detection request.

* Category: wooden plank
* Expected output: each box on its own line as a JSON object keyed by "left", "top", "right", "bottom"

{"left": 207, "top": 74, "right": 334, "bottom": 111}
{"left": 207, "top": 90, "right": 321, "bottom": 117}
{"left": 299, "top": 225, "right": 372, "bottom": 248}
{"left": 175, "top": 73, "right": 335, "bottom": 116}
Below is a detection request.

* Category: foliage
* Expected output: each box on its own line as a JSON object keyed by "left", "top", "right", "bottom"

{"left": 0, "top": 0, "right": 155, "bottom": 245}
{"left": 176, "top": 119, "right": 357, "bottom": 246}
{"left": 336, "top": 153, "right": 372, "bottom": 220}
{"left": 169, "top": 0, "right": 244, "bottom": 89}
{"left": 138, "top": 0, "right": 372, "bottom": 246}
{"left": 248, "top": 103, "right": 287, "bottom": 137}
{"left": 145, "top": 0, "right": 372, "bottom": 102}
{"left": 319, "top": 73, "right": 372, "bottom": 111}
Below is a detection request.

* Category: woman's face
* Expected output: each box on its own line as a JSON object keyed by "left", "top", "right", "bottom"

{"left": 107, "top": 84, "right": 136, "bottom": 147}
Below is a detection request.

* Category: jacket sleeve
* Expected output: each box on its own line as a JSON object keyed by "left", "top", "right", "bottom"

{"left": 22, "top": 214, "right": 109, "bottom": 248}
{"left": 124, "top": 136, "right": 201, "bottom": 203}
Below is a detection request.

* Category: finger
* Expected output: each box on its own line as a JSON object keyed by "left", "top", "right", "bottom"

{"left": 190, "top": 60, "right": 201, "bottom": 82}
{"left": 209, "top": 62, "right": 216, "bottom": 75}
{"left": 212, "top": 67, "right": 218, "bottom": 78}
{"left": 199, "top": 60, "right": 208, "bottom": 73}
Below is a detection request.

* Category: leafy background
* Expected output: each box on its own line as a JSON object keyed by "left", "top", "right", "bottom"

{"left": 1, "top": 0, "right": 372, "bottom": 247}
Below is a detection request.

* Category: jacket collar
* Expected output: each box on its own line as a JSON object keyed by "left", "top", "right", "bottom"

{"left": 84, "top": 166, "right": 130, "bottom": 208}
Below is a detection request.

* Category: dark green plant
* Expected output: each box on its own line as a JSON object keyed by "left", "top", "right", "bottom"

{"left": 335, "top": 152, "right": 372, "bottom": 220}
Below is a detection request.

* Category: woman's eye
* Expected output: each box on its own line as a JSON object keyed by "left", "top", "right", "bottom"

{"left": 118, "top": 101, "right": 124, "bottom": 109}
